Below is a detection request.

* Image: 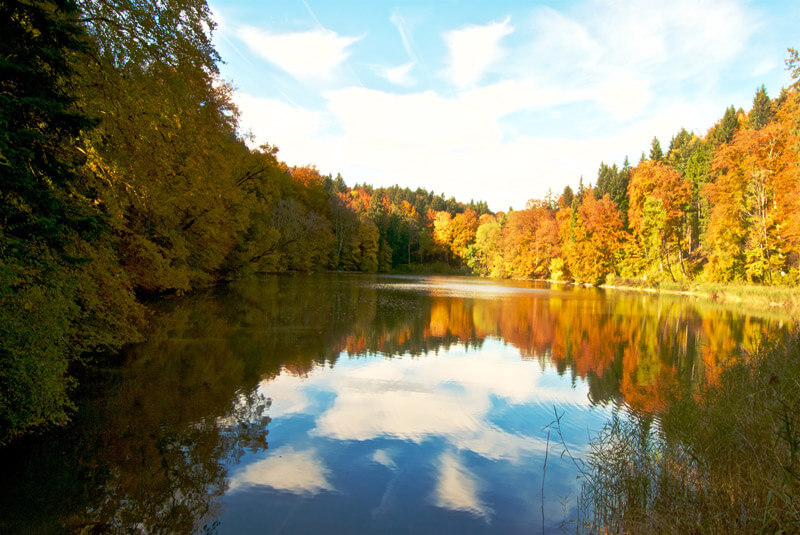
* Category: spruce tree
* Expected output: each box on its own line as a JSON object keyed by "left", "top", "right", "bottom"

{"left": 649, "top": 137, "right": 664, "bottom": 161}
{"left": 711, "top": 106, "right": 738, "bottom": 145}
{"left": 748, "top": 84, "right": 774, "bottom": 130}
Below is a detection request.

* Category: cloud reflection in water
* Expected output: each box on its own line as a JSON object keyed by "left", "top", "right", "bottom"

{"left": 244, "top": 340, "right": 592, "bottom": 521}
{"left": 228, "top": 447, "right": 333, "bottom": 495}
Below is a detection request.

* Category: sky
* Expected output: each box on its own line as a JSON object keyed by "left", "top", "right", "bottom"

{"left": 208, "top": 0, "right": 798, "bottom": 211}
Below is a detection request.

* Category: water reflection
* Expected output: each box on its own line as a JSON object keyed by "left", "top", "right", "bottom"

{"left": 0, "top": 274, "right": 785, "bottom": 534}
{"left": 229, "top": 446, "right": 333, "bottom": 495}
{"left": 434, "top": 452, "right": 492, "bottom": 519}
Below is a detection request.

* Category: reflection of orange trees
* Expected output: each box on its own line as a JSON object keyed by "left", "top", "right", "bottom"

{"left": 414, "top": 293, "right": 684, "bottom": 413}
{"left": 698, "top": 312, "right": 769, "bottom": 387}
{"left": 548, "top": 298, "right": 625, "bottom": 380}
{"left": 620, "top": 351, "right": 675, "bottom": 413}
{"left": 614, "top": 299, "right": 703, "bottom": 413}
{"left": 213, "top": 275, "right": 776, "bottom": 415}
{"left": 326, "top": 287, "right": 773, "bottom": 413}
{"left": 413, "top": 292, "right": 771, "bottom": 414}
{"left": 426, "top": 300, "right": 476, "bottom": 340}
{"left": 496, "top": 296, "right": 554, "bottom": 359}
{"left": 343, "top": 333, "right": 368, "bottom": 356}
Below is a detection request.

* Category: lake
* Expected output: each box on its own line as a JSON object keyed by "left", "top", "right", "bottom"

{"left": 0, "top": 274, "right": 786, "bottom": 534}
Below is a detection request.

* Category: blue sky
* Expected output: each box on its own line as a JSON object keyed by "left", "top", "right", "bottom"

{"left": 209, "top": 0, "right": 798, "bottom": 211}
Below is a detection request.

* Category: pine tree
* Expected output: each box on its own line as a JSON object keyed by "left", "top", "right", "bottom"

{"left": 649, "top": 137, "right": 664, "bottom": 161}
{"left": 666, "top": 128, "right": 694, "bottom": 173}
{"left": 748, "top": 84, "right": 774, "bottom": 130}
{"left": 710, "top": 106, "right": 738, "bottom": 145}
{"left": 560, "top": 185, "right": 574, "bottom": 209}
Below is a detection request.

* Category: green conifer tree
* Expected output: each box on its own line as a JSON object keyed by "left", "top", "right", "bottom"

{"left": 748, "top": 84, "right": 774, "bottom": 130}
{"left": 710, "top": 106, "right": 738, "bottom": 145}
{"left": 649, "top": 137, "right": 664, "bottom": 161}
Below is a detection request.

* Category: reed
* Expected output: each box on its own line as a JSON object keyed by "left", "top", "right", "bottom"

{"left": 577, "top": 328, "right": 800, "bottom": 533}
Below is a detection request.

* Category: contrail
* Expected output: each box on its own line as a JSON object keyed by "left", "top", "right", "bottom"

{"left": 390, "top": 10, "right": 419, "bottom": 66}
{"left": 300, "top": 0, "right": 324, "bottom": 29}
{"left": 219, "top": 31, "right": 255, "bottom": 69}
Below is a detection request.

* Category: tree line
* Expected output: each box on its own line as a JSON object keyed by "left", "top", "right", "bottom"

{"left": 456, "top": 74, "right": 800, "bottom": 287}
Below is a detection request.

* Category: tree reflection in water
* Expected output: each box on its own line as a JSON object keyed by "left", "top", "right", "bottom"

{"left": 0, "top": 274, "right": 786, "bottom": 533}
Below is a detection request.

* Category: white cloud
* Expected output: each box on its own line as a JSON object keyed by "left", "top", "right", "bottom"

{"left": 445, "top": 17, "right": 513, "bottom": 87}
{"left": 325, "top": 86, "right": 507, "bottom": 150}
{"left": 234, "top": 92, "right": 325, "bottom": 160}
{"left": 526, "top": 7, "right": 600, "bottom": 74}
{"left": 433, "top": 453, "right": 492, "bottom": 518}
{"left": 380, "top": 62, "right": 416, "bottom": 86}
{"left": 223, "top": 0, "right": 768, "bottom": 210}
{"left": 239, "top": 26, "right": 361, "bottom": 80}
{"left": 229, "top": 447, "right": 333, "bottom": 494}
{"left": 751, "top": 58, "right": 777, "bottom": 78}
{"left": 518, "top": 0, "right": 755, "bottom": 119}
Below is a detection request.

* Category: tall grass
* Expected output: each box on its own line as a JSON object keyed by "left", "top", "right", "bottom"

{"left": 578, "top": 328, "right": 800, "bottom": 534}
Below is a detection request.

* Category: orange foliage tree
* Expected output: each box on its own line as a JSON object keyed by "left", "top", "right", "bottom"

{"left": 564, "top": 192, "right": 625, "bottom": 284}
{"left": 450, "top": 209, "right": 479, "bottom": 259}
{"left": 705, "top": 120, "right": 799, "bottom": 282}
{"left": 502, "top": 201, "right": 558, "bottom": 279}
{"left": 627, "top": 161, "right": 690, "bottom": 280}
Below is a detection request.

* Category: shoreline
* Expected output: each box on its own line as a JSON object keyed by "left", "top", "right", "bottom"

{"left": 597, "top": 279, "right": 800, "bottom": 318}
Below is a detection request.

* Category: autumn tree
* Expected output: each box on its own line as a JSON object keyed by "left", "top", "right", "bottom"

{"left": 563, "top": 191, "right": 625, "bottom": 284}
{"left": 501, "top": 202, "right": 558, "bottom": 279}
{"left": 73, "top": 0, "right": 245, "bottom": 292}
{"left": 432, "top": 211, "right": 453, "bottom": 263}
{"left": 469, "top": 214, "right": 503, "bottom": 276}
{"left": 0, "top": 0, "right": 144, "bottom": 442}
{"left": 627, "top": 161, "right": 690, "bottom": 280}
{"left": 449, "top": 209, "right": 479, "bottom": 260}
{"left": 705, "top": 121, "right": 798, "bottom": 282}
{"left": 778, "top": 51, "right": 800, "bottom": 273}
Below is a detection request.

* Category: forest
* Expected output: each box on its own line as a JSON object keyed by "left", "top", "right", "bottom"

{"left": 1, "top": 0, "right": 799, "bottom": 443}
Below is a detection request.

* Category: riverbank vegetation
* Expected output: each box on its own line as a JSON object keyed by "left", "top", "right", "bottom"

{"left": 1, "top": 0, "right": 798, "bottom": 443}
{"left": 577, "top": 327, "right": 800, "bottom": 533}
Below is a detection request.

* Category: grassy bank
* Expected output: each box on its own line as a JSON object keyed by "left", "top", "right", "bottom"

{"left": 602, "top": 276, "right": 800, "bottom": 317}
{"left": 577, "top": 327, "right": 800, "bottom": 534}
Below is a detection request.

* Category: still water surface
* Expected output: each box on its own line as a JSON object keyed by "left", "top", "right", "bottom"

{"left": 0, "top": 274, "right": 785, "bottom": 533}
